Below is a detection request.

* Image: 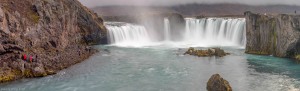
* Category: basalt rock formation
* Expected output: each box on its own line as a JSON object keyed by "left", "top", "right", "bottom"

{"left": 245, "top": 11, "right": 300, "bottom": 61}
{"left": 184, "top": 47, "right": 229, "bottom": 57}
{"left": 0, "top": 0, "right": 107, "bottom": 82}
{"left": 207, "top": 74, "right": 232, "bottom": 91}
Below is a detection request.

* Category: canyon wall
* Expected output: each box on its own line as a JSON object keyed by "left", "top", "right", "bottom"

{"left": 0, "top": 0, "right": 107, "bottom": 82}
{"left": 245, "top": 11, "right": 300, "bottom": 60}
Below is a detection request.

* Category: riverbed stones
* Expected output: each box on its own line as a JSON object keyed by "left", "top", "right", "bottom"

{"left": 207, "top": 74, "right": 232, "bottom": 91}
{"left": 184, "top": 47, "right": 229, "bottom": 57}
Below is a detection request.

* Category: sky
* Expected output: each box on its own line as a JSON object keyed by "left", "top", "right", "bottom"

{"left": 78, "top": 0, "right": 300, "bottom": 7}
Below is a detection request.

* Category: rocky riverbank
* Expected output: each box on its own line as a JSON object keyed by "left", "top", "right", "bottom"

{"left": 0, "top": 0, "right": 107, "bottom": 83}
{"left": 244, "top": 11, "right": 300, "bottom": 61}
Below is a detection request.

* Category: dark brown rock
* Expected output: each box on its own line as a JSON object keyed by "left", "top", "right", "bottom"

{"left": 0, "top": 0, "right": 107, "bottom": 83}
{"left": 184, "top": 47, "right": 229, "bottom": 57}
{"left": 0, "top": 44, "right": 5, "bottom": 53}
{"left": 207, "top": 74, "right": 232, "bottom": 91}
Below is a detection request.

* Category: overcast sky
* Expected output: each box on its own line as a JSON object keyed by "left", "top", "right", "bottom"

{"left": 78, "top": 0, "right": 300, "bottom": 7}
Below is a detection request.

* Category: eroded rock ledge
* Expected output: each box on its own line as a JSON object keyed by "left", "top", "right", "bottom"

{"left": 245, "top": 11, "right": 300, "bottom": 61}
{"left": 0, "top": 0, "right": 107, "bottom": 82}
{"left": 184, "top": 47, "right": 229, "bottom": 57}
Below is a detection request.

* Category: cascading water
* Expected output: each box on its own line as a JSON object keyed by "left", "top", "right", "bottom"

{"left": 164, "top": 18, "right": 171, "bottom": 41}
{"left": 105, "top": 18, "right": 246, "bottom": 48}
{"left": 184, "top": 18, "right": 246, "bottom": 47}
{"left": 105, "top": 22, "right": 153, "bottom": 47}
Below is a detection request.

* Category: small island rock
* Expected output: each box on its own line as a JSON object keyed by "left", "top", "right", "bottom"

{"left": 184, "top": 47, "right": 229, "bottom": 57}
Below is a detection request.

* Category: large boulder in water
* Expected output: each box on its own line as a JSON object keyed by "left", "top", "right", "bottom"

{"left": 184, "top": 47, "right": 229, "bottom": 57}
{"left": 207, "top": 74, "right": 232, "bottom": 91}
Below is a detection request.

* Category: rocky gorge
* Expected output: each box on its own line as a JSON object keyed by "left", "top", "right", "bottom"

{"left": 245, "top": 11, "right": 300, "bottom": 61}
{"left": 0, "top": 0, "right": 107, "bottom": 82}
{"left": 0, "top": 1, "right": 299, "bottom": 91}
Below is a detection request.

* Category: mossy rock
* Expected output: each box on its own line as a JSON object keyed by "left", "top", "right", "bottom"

{"left": 24, "top": 69, "right": 34, "bottom": 77}
{"left": 0, "top": 70, "right": 21, "bottom": 83}
{"left": 0, "top": 73, "right": 15, "bottom": 83}
{"left": 184, "top": 47, "right": 229, "bottom": 57}
{"left": 28, "top": 11, "right": 40, "bottom": 24}
{"left": 295, "top": 55, "right": 300, "bottom": 61}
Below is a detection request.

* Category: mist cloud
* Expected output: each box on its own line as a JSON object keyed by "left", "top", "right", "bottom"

{"left": 79, "top": 0, "right": 300, "bottom": 7}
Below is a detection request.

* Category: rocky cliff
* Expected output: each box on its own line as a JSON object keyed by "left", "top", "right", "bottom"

{"left": 245, "top": 11, "right": 300, "bottom": 60}
{"left": 0, "top": 0, "right": 107, "bottom": 82}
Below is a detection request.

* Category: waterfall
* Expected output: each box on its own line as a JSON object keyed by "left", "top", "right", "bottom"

{"left": 164, "top": 18, "right": 171, "bottom": 41}
{"left": 105, "top": 22, "right": 153, "bottom": 47}
{"left": 105, "top": 18, "right": 246, "bottom": 48}
{"left": 184, "top": 18, "right": 246, "bottom": 47}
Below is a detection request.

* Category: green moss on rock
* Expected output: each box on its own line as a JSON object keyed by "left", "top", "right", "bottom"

{"left": 30, "top": 14, "right": 40, "bottom": 23}
{"left": 0, "top": 73, "right": 15, "bottom": 83}
{"left": 24, "top": 69, "right": 33, "bottom": 77}
{"left": 295, "top": 55, "right": 300, "bottom": 61}
{"left": 0, "top": 70, "right": 22, "bottom": 83}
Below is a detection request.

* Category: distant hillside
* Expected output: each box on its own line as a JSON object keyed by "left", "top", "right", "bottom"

{"left": 92, "top": 4, "right": 300, "bottom": 17}
{"left": 172, "top": 4, "right": 300, "bottom": 16}
{"left": 92, "top": 6, "right": 177, "bottom": 16}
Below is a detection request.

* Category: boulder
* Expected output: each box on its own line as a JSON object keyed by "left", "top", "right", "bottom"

{"left": 32, "top": 64, "right": 47, "bottom": 77}
{"left": 207, "top": 74, "right": 232, "bottom": 91}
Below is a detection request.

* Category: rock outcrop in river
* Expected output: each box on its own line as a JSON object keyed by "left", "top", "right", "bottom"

{"left": 0, "top": 0, "right": 107, "bottom": 82}
{"left": 245, "top": 11, "right": 300, "bottom": 61}
{"left": 184, "top": 47, "right": 229, "bottom": 57}
{"left": 207, "top": 74, "right": 232, "bottom": 91}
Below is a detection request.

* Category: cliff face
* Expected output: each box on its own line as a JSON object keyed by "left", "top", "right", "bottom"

{"left": 245, "top": 11, "right": 300, "bottom": 60}
{"left": 0, "top": 0, "right": 107, "bottom": 82}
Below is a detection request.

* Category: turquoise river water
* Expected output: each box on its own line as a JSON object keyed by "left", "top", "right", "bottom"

{"left": 0, "top": 45, "right": 300, "bottom": 91}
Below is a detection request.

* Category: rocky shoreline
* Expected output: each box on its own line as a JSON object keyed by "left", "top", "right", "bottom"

{"left": 0, "top": 0, "right": 107, "bottom": 83}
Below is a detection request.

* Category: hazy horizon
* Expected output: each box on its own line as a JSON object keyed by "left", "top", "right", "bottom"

{"left": 79, "top": 0, "right": 300, "bottom": 8}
